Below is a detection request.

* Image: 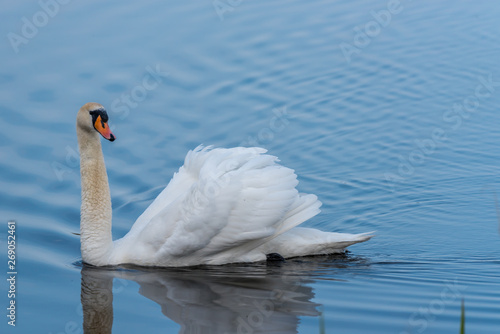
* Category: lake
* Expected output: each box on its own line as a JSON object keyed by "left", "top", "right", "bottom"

{"left": 1, "top": 0, "right": 499, "bottom": 333}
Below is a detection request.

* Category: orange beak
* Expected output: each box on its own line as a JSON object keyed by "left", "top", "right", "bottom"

{"left": 94, "top": 115, "right": 115, "bottom": 141}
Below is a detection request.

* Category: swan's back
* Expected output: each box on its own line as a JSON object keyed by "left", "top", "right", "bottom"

{"left": 112, "top": 146, "right": 322, "bottom": 266}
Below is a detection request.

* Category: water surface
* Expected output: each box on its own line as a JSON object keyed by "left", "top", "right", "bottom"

{"left": 1, "top": 0, "right": 499, "bottom": 333}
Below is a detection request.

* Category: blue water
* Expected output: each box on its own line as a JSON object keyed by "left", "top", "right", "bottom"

{"left": 1, "top": 0, "right": 500, "bottom": 333}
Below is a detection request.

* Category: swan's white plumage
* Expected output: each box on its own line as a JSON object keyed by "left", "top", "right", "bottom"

{"left": 77, "top": 103, "right": 372, "bottom": 267}
{"left": 111, "top": 146, "right": 349, "bottom": 266}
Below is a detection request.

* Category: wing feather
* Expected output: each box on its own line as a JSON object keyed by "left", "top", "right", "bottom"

{"left": 114, "top": 146, "right": 322, "bottom": 266}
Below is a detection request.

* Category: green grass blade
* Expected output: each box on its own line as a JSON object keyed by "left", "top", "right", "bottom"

{"left": 319, "top": 305, "right": 325, "bottom": 334}
{"left": 460, "top": 299, "right": 465, "bottom": 334}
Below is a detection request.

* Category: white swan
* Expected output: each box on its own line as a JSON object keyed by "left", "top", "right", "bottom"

{"left": 77, "top": 102, "right": 372, "bottom": 267}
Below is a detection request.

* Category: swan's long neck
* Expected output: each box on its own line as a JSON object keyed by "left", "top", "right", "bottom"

{"left": 77, "top": 125, "right": 113, "bottom": 265}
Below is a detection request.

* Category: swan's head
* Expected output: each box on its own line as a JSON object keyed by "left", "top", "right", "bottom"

{"left": 77, "top": 102, "right": 116, "bottom": 142}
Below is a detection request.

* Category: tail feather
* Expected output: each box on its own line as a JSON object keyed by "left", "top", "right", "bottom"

{"left": 274, "top": 194, "right": 322, "bottom": 236}
{"left": 260, "top": 227, "right": 374, "bottom": 258}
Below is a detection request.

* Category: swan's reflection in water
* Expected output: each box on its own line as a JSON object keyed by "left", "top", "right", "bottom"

{"left": 81, "top": 256, "right": 361, "bottom": 333}
{"left": 81, "top": 268, "right": 114, "bottom": 334}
